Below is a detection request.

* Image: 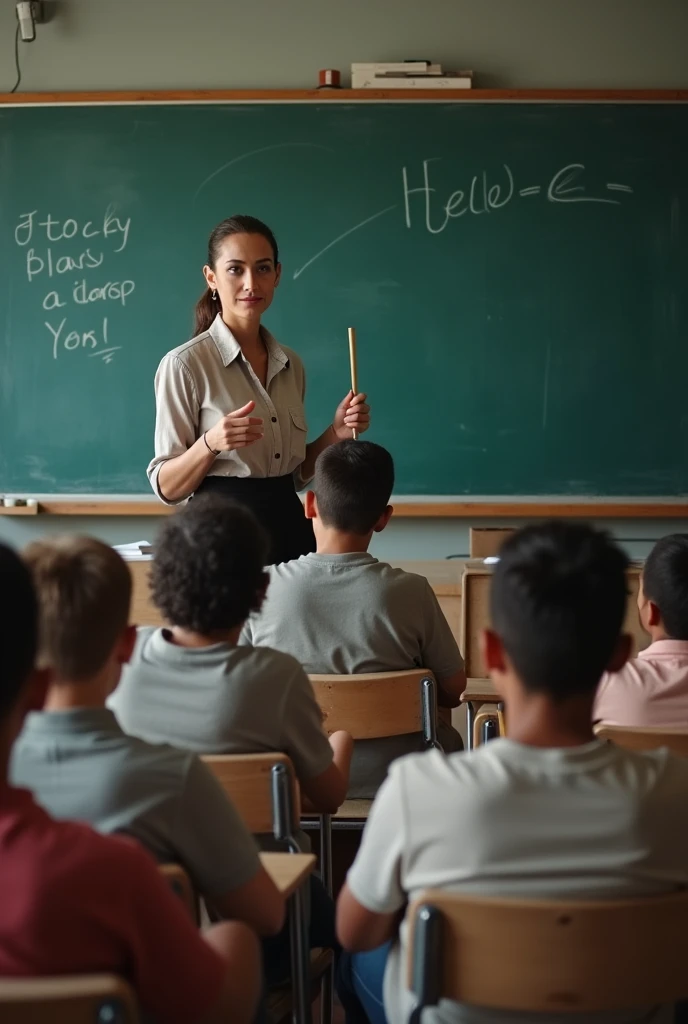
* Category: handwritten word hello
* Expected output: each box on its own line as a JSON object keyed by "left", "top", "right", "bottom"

{"left": 402, "top": 160, "right": 632, "bottom": 233}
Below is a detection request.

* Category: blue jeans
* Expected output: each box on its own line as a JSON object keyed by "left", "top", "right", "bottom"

{"left": 337, "top": 942, "right": 391, "bottom": 1024}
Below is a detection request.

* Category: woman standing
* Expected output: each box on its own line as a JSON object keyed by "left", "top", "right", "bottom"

{"left": 147, "top": 215, "right": 370, "bottom": 564}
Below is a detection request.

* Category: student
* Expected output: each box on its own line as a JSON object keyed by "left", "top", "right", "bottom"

{"left": 595, "top": 533, "right": 688, "bottom": 727}
{"left": 110, "top": 495, "right": 352, "bottom": 814}
{"left": 109, "top": 496, "right": 352, "bottom": 976}
{"left": 12, "top": 535, "right": 284, "bottom": 939}
{"left": 241, "top": 440, "right": 465, "bottom": 798}
{"left": 0, "top": 542, "right": 261, "bottom": 1024}
{"left": 336, "top": 522, "right": 688, "bottom": 1024}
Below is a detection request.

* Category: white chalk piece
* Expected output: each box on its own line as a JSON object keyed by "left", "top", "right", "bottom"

{"left": 3, "top": 498, "right": 18, "bottom": 507}
{"left": 26, "top": 499, "right": 38, "bottom": 507}
{"left": 483, "top": 556, "right": 500, "bottom": 564}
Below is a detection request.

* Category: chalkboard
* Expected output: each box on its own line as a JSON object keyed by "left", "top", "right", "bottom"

{"left": 1, "top": 98, "right": 687, "bottom": 496}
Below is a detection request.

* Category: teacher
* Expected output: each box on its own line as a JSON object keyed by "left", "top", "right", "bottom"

{"left": 147, "top": 215, "right": 371, "bottom": 564}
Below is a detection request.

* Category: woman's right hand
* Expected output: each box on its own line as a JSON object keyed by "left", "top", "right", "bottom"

{"left": 205, "top": 401, "right": 264, "bottom": 452}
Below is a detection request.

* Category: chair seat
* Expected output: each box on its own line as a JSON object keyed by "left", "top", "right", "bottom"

{"left": 266, "top": 948, "right": 334, "bottom": 1024}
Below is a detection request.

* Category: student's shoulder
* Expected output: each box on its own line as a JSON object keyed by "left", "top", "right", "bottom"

{"left": 130, "top": 625, "right": 162, "bottom": 663}
{"left": 116, "top": 727, "right": 199, "bottom": 783}
{"left": 236, "top": 643, "right": 306, "bottom": 681}
{"left": 41, "top": 817, "right": 158, "bottom": 894}
{"left": 387, "top": 742, "right": 514, "bottom": 802}
{"left": 370, "top": 560, "right": 432, "bottom": 593}
{"left": 268, "top": 555, "right": 314, "bottom": 587}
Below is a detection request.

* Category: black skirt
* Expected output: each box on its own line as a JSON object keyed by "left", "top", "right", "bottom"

{"left": 194, "top": 474, "right": 315, "bottom": 566}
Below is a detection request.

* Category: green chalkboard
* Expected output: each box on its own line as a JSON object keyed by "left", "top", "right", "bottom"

{"left": 1, "top": 99, "right": 687, "bottom": 495}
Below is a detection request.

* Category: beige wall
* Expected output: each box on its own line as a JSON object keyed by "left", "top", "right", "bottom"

{"left": 1, "top": 0, "right": 688, "bottom": 93}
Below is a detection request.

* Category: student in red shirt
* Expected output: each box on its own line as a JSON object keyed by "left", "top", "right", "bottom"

{"left": 0, "top": 542, "right": 261, "bottom": 1024}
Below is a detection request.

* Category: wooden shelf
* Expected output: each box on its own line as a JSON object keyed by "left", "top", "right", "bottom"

{"left": 3, "top": 89, "right": 688, "bottom": 106}
{"left": 0, "top": 505, "right": 39, "bottom": 516}
{"left": 7, "top": 499, "right": 685, "bottom": 517}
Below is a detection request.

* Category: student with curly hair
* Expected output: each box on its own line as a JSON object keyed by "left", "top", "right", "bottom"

{"left": 109, "top": 495, "right": 352, "bottom": 983}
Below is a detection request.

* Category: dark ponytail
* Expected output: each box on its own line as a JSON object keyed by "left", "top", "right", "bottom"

{"left": 194, "top": 215, "right": 280, "bottom": 336}
{"left": 194, "top": 289, "right": 221, "bottom": 335}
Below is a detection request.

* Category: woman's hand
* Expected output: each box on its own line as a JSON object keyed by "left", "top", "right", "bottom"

{"left": 205, "top": 401, "right": 264, "bottom": 452}
{"left": 332, "top": 391, "right": 370, "bottom": 441}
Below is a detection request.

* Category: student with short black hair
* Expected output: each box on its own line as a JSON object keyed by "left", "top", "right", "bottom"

{"left": 0, "top": 542, "right": 261, "bottom": 1024}
{"left": 336, "top": 522, "right": 688, "bottom": 1024}
{"left": 241, "top": 440, "right": 465, "bottom": 798}
{"left": 595, "top": 533, "right": 688, "bottom": 727}
{"left": 13, "top": 535, "right": 284, "bottom": 939}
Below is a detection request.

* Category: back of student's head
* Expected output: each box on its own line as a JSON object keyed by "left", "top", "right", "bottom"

{"left": 0, "top": 543, "right": 38, "bottom": 719}
{"left": 152, "top": 495, "right": 268, "bottom": 633}
{"left": 313, "top": 440, "right": 394, "bottom": 534}
{"left": 642, "top": 534, "right": 688, "bottom": 640}
{"left": 491, "top": 521, "right": 628, "bottom": 699}
{"left": 23, "top": 536, "right": 131, "bottom": 681}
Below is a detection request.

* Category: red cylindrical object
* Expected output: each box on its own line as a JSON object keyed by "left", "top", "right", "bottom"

{"left": 318, "top": 69, "right": 341, "bottom": 88}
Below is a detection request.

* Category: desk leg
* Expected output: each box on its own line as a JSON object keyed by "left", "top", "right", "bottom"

{"left": 466, "top": 701, "right": 477, "bottom": 751}
{"left": 289, "top": 886, "right": 310, "bottom": 1024}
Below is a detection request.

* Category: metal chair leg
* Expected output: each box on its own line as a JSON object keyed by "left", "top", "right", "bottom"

{"left": 319, "top": 813, "right": 333, "bottom": 898}
{"left": 289, "top": 886, "right": 310, "bottom": 1024}
{"left": 319, "top": 961, "right": 333, "bottom": 1024}
{"left": 465, "top": 700, "right": 476, "bottom": 750}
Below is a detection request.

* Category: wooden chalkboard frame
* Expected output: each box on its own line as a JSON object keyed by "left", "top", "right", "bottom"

{"left": 2, "top": 89, "right": 687, "bottom": 517}
{"left": 0, "top": 500, "right": 686, "bottom": 518}
{"left": 2, "top": 89, "right": 688, "bottom": 105}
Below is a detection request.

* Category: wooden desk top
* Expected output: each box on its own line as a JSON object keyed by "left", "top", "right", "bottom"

{"left": 460, "top": 678, "right": 501, "bottom": 704}
{"left": 259, "top": 852, "right": 315, "bottom": 898}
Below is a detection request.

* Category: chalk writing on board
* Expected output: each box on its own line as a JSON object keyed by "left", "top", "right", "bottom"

{"left": 402, "top": 160, "right": 634, "bottom": 233}
{"left": 13, "top": 205, "right": 134, "bottom": 364}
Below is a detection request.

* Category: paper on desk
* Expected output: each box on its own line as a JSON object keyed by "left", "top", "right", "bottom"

{"left": 113, "top": 541, "right": 153, "bottom": 562}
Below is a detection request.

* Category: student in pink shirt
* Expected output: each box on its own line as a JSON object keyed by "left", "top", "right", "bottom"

{"left": 0, "top": 542, "right": 261, "bottom": 1024}
{"left": 595, "top": 534, "right": 688, "bottom": 727}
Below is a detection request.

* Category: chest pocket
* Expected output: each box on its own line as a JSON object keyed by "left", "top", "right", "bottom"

{"left": 288, "top": 406, "right": 308, "bottom": 462}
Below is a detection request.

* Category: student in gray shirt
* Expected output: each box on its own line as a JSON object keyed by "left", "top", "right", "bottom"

{"left": 12, "top": 536, "right": 284, "bottom": 940}
{"left": 241, "top": 440, "right": 466, "bottom": 797}
{"left": 108, "top": 497, "right": 353, "bottom": 982}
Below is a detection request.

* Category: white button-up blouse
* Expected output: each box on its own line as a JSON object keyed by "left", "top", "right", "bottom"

{"left": 147, "top": 315, "right": 309, "bottom": 504}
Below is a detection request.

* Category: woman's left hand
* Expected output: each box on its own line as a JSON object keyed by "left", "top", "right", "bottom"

{"left": 333, "top": 391, "right": 370, "bottom": 440}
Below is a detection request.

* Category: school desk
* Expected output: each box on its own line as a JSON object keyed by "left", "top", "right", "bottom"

{"left": 459, "top": 564, "right": 648, "bottom": 749}
{"left": 259, "top": 852, "right": 315, "bottom": 899}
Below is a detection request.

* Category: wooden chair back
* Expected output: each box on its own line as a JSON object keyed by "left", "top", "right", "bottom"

{"left": 469, "top": 527, "right": 515, "bottom": 558}
{"left": 597, "top": 724, "right": 688, "bottom": 757}
{"left": 0, "top": 975, "right": 138, "bottom": 1023}
{"left": 461, "top": 564, "right": 648, "bottom": 679}
{"left": 201, "top": 752, "right": 300, "bottom": 838}
{"left": 159, "top": 862, "right": 199, "bottom": 924}
{"left": 309, "top": 670, "right": 440, "bottom": 743}
{"left": 408, "top": 889, "right": 688, "bottom": 1017}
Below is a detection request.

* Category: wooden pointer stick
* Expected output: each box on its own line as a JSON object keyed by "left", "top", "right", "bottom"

{"left": 348, "top": 327, "right": 359, "bottom": 440}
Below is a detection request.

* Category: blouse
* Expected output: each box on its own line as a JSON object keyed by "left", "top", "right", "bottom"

{"left": 147, "top": 314, "right": 309, "bottom": 504}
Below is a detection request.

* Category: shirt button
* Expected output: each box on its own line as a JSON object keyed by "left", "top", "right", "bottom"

{"left": 271, "top": 416, "right": 277, "bottom": 423}
{"left": 275, "top": 453, "right": 281, "bottom": 459}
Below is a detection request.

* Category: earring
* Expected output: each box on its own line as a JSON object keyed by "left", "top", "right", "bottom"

{"left": 211, "top": 290, "right": 217, "bottom": 301}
